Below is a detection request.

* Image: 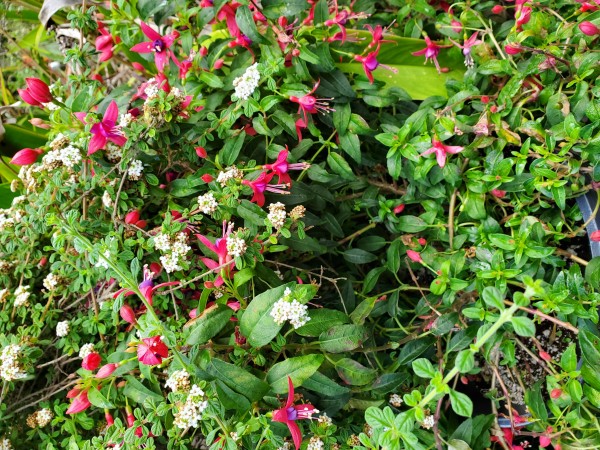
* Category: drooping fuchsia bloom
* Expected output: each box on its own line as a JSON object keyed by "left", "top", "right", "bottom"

{"left": 96, "top": 21, "right": 120, "bottom": 62}
{"left": 323, "top": 0, "right": 367, "bottom": 43}
{"left": 580, "top": 21, "right": 600, "bottom": 36}
{"left": 263, "top": 148, "right": 310, "bottom": 184}
{"left": 364, "top": 24, "right": 395, "bottom": 49}
{"left": 113, "top": 265, "right": 179, "bottom": 306}
{"left": 130, "top": 22, "right": 180, "bottom": 73}
{"left": 272, "top": 377, "right": 319, "bottom": 450}
{"left": 412, "top": 37, "right": 449, "bottom": 74}
{"left": 216, "top": 2, "right": 242, "bottom": 38}
{"left": 77, "top": 100, "right": 127, "bottom": 155}
{"left": 289, "top": 81, "right": 334, "bottom": 126}
{"left": 96, "top": 363, "right": 119, "bottom": 379}
{"left": 449, "top": 32, "right": 482, "bottom": 68}
{"left": 421, "top": 137, "right": 464, "bottom": 168}
{"left": 354, "top": 44, "right": 397, "bottom": 84}
{"left": 406, "top": 250, "right": 423, "bottom": 264}
{"left": 10, "top": 148, "right": 43, "bottom": 166}
{"left": 82, "top": 352, "right": 102, "bottom": 371}
{"left": 196, "top": 221, "right": 236, "bottom": 287}
{"left": 66, "top": 388, "right": 91, "bottom": 414}
{"left": 137, "top": 336, "right": 169, "bottom": 366}
{"left": 242, "top": 171, "right": 290, "bottom": 207}
{"left": 18, "top": 77, "right": 53, "bottom": 106}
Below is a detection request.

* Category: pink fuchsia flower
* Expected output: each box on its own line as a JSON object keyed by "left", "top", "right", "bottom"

{"left": 515, "top": 6, "right": 532, "bottom": 30}
{"left": 272, "top": 377, "right": 319, "bottom": 450}
{"left": 130, "top": 22, "right": 179, "bottom": 73}
{"left": 364, "top": 24, "right": 395, "bottom": 49}
{"left": 289, "top": 81, "right": 334, "bottom": 130}
{"left": 137, "top": 336, "right": 169, "bottom": 366}
{"left": 18, "top": 78, "right": 53, "bottom": 106}
{"left": 412, "top": 37, "right": 448, "bottom": 74}
{"left": 421, "top": 138, "right": 464, "bottom": 168}
{"left": 196, "top": 221, "right": 236, "bottom": 287}
{"left": 263, "top": 148, "right": 310, "bottom": 184}
{"left": 354, "top": 44, "right": 398, "bottom": 84}
{"left": 242, "top": 171, "right": 290, "bottom": 207}
{"left": 82, "top": 352, "right": 102, "bottom": 371}
{"left": 323, "top": 0, "right": 366, "bottom": 43}
{"left": 579, "top": 21, "right": 600, "bottom": 36}
{"left": 449, "top": 32, "right": 482, "bottom": 67}
{"left": 10, "top": 148, "right": 43, "bottom": 166}
{"left": 96, "top": 21, "right": 120, "bottom": 62}
{"left": 78, "top": 100, "right": 127, "bottom": 155}
{"left": 96, "top": 363, "right": 119, "bottom": 379}
{"left": 539, "top": 426, "right": 553, "bottom": 447}
{"left": 406, "top": 250, "right": 423, "bottom": 263}
{"left": 504, "top": 43, "right": 523, "bottom": 55}
{"left": 66, "top": 388, "right": 91, "bottom": 414}
{"left": 216, "top": 2, "right": 242, "bottom": 38}
{"left": 113, "top": 265, "right": 179, "bottom": 306}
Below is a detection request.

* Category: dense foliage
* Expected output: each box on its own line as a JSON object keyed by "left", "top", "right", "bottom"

{"left": 2, "top": 0, "right": 600, "bottom": 449}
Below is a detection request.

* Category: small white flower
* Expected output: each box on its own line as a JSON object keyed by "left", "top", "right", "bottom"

{"left": 268, "top": 202, "right": 287, "bottom": 229}
{"left": 79, "top": 343, "right": 95, "bottom": 359}
{"left": 0, "top": 345, "right": 27, "bottom": 381}
{"left": 36, "top": 408, "right": 53, "bottom": 427}
{"left": 307, "top": 437, "right": 325, "bottom": 450}
{"left": 270, "top": 291, "right": 310, "bottom": 330}
{"left": 128, "top": 159, "right": 144, "bottom": 180}
{"left": 0, "top": 437, "right": 13, "bottom": 450}
{"left": 119, "top": 113, "right": 134, "bottom": 128}
{"left": 160, "top": 253, "right": 183, "bottom": 273}
{"left": 144, "top": 78, "right": 160, "bottom": 99}
{"left": 95, "top": 249, "right": 111, "bottom": 269}
{"left": 421, "top": 414, "right": 435, "bottom": 430}
{"left": 232, "top": 63, "right": 260, "bottom": 100}
{"left": 43, "top": 273, "right": 59, "bottom": 291}
{"left": 216, "top": 166, "right": 243, "bottom": 187}
{"left": 154, "top": 233, "right": 172, "bottom": 252}
{"left": 318, "top": 412, "right": 333, "bottom": 426}
{"left": 226, "top": 235, "right": 247, "bottom": 258}
{"left": 56, "top": 321, "right": 69, "bottom": 337}
{"left": 197, "top": 192, "right": 218, "bottom": 215}
{"left": 389, "top": 393, "right": 403, "bottom": 407}
{"left": 173, "top": 384, "right": 208, "bottom": 429}
{"left": 102, "top": 191, "right": 112, "bottom": 208}
{"left": 14, "top": 286, "right": 30, "bottom": 307}
{"left": 59, "top": 145, "right": 82, "bottom": 168}
{"left": 165, "top": 369, "right": 191, "bottom": 392}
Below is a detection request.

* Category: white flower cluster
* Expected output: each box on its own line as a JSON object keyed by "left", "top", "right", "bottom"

{"left": 0, "top": 438, "right": 12, "bottom": 450}
{"left": 165, "top": 369, "right": 191, "bottom": 392}
{"left": 119, "top": 113, "right": 134, "bottom": 128}
{"left": 173, "top": 384, "right": 208, "bottom": 429}
{"left": 35, "top": 408, "right": 53, "bottom": 427}
{"left": 105, "top": 143, "right": 122, "bottom": 162}
{"left": 226, "top": 234, "right": 247, "bottom": 258}
{"left": 389, "top": 393, "right": 403, "bottom": 407}
{"left": 14, "top": 286, "right": 30, "bottom": 307}
{"left": 317, "top": 413, "right": 332, "bottom": 426}
{"left": 0, "top": 211, "right": 15, "bottom": 231}
{"left": 79, "top": 343, "right": 95, "bottom": 359}
{"left": 268, "top": 202, "right": 287, "bottom": 229}
{"left": 43, "top": 272, "right": 59, "bottom": 291}
{"left": 270, "top": 287, "right": 310, "bottom": 329}
{"left": 0, "top": 289, "right": 8, "bottom": 303}
{"left": 49, "top": 133, "right": 69, "bottom": 150}
{"left": 128, "top": 160, "right": 144, "bottom": 180}
{"left": 0, "top": 345, "right": 26, "bottom": 381}
{"left": 144, "top": 78, "right": 160, "bottom": 99}
{"left": 233, "top": 63, "right": 260, "bottom": 100}
{"left": 307, "top": 437, "right": 325, "bottom": 450}
{"left": 11, "top": 196, "right": 26, "bottom": 206}
{"left": 154, "top": 232, "right": 191, "bottom": 273}
{"left": 421, "top": 415, "right": 435, "bottom": 430}
{"left": 197, "top": 192, "right": 218, "bottom": 215}
{"left": 216, "top": 166, "right": 243, "bottom": 187}
{"left": 56, "top": 321, "right": 69, "bottom": 337}
{"left": 277, "top": 444, "right": 292, "bottom": 450}
{"left": 95, "top": 249, "right": 111, "bottom": 269}
{"left": 41, "top": 145, "right": 82, "bottom": 169}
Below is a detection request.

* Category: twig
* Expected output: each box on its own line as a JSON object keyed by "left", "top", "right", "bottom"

{"left": 502, "top": 299, "right": 579, "bottom": 335}
{"left": 338, "top": 222, "right": 376, "bottom": 245}
{"left": 366, "top": 179, "right": 405, "bottom": 195}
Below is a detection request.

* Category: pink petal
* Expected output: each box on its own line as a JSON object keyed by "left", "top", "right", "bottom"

{"left": 412, "top": 48, "right": 427, "bottom": 56}
{"left": 74, "top": 112, "right": 88, "bottom": 123}
{"left": 444, "top": 145, "right": 464, "bottom": 154}
{"left": 421, "top": 147, "right": 436, "bottom": 156}
{"left": 197, "top": 235, "right": 218, "bottom": 253}
{"left": 108, "top": 134, "right": 127, "bottom": 147}
{"left": 154, "top": 51, "right": 169, "bottom": 72}
{"left": 435, "top": 149, "right": 447, "bottom": 168}
{"left": 130, "top": 41, "right": 153, "bottom": 54}
{"left": 162, "top": 31, "right": 179, "bottom": 48}
{"left": 104, "top": 100, "right": 119, "bottom": 123}
{"left": 200, "top": 257, "right": 219, "bottom": 270}
{"left": 286, "top": 376, "right": 295, "bottom": 407}
{"left": 288, "top": 421, "right": 302, "bottom": 450}
{"left": 140, "top": 22, "right": 162, "bottom": 41}
{"left": 88, "top": 133, "right": 107, "bottom": 155}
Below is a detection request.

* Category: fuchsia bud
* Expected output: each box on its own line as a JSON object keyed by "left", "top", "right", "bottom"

{"left": 201, "top": 174, "right": 214, "bottom": 183}
{"left": 10, "top": 148, "right": 43, "bottom": 166}
{"left": 20, "top": 78, "right": 53, "bottom": 105}
{"left": 406, "top": 250, "right": 423, "bottom": 263}
{"left": 199, "top": 46, "right": 208, "bottom": 56}
{"left": 195, "top": 146, "right": 207, "bottom": 158}
{"left": 66, "top": 389, "right": 91, "bottom": 414}
{"left": 214, "top": 59, "right": 224, "bottom": 69}
{"left": 491, "top": 189, "right": 506, "bottom": 198}
{"left": 393, "top": 204, "right": 405, "bottom": 214}
{"left": 539, "top": 351, "right": 552, "bottom": 362}
{"left": 149, "top": 262, "right": 162, "bottom": 275}
{"left": 125, "top": 210, "right": 141, "bottom": 224}
{"left": 96, "top": 363, "right": 119, "bottom": 379}
{"left": 120, "top": 303, "right": 137, "bottom": 324}
{"left": 550, "top": 388, "right": 563, "bottom": 399}
{"left": 105, "top": 410, "right": 114, "bottom": 426}
{"left": 491, "top": 5, "right": 504, "bottom": 14}
{"left": 418, "top": 238, "right": 427, "bottom": 246}
{"left": 82, "top": 352, "right": 102, "bottom": 371}
{"left": 505, "top": 44, "right": 523, "bottom": 55}
{"left": 591, "top": 230, "right": 600, "bottom": 242}
{"left": 135, "top": 220, "right": 147, "bottom": 229}
{"left": 579, "top": 21, "right": 600, "bottom": 36}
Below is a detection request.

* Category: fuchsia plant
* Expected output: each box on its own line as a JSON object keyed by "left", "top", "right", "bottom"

{"left": 130, "top": 22, "right": 180, "bottom": 73}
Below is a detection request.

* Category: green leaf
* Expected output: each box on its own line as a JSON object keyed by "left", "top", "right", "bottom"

{"left": 169, "top": 174, "right": 204, "bottom": 197}
{"left": 185, "top": 304, "right": 233, "bottom": 345}
{"left": 455, "top": 350, "right": 475, "bottom": 373}
{"left": 0, "top": 184, "right": 17, "bottom": 209}
{"left": 261, "top": 0, "right": 309, "bottom": 19}
{"left": 412, "top": 358, "right": 436, "bottom": 379}
{"left": 333, "top": 103, "right": 351, "bottom": 136}
{"left": 395, "top": 215, "right": 428, "bottom": 233}
{"left": 295, "top": 308, "right": 349, "bottom": 337}
{"left": 327, "top": 152, "right": 354, "bottom": 179}
{"left": 339, "top": 132, "right": 361, "bottom": 163}
{"left": 319, "top": 324, "right": 368, "bottom": 353}
{"left": 342, "top": 248, "right": 378, "bottom": 264}
{"left": 267, "top": 354, "right": 325, "bottom": 394}
{"left": 239, "top": 283, "right": 292, "bottom": 347}
{"left": 365, "top": 406, "right": 395, "bottom": 429}
{"left": 585, "top": 257, "right": 600, "bottom": 290}
{"left": 449, "top": 389, "right": 473, "bottom": 417}
{"left": 215, "top": 380, "right": 251, "bottom": 411}
{"left": 481, "top": 286, "right": 505, "bottom": 310}
{"left": 524, "top": 382, "right": 547, "bottom": 420}
{"left": 123, "top": 376, "right": 163, "bottom": 404}
{"left": 397, "top": 338, "right": 433, "bottom": 366}
{"left": 199, "top": 71, "right": 224, "bottom": 88}
{"left": 235, "top": 6, "right": 265, "bottom": 44}
{"left": 350, "top": 296, "right": 377, "bottom": 325}
{"left": 580, "top": 330, "right": 600, "bottom": 369}
{"left": 87, "top": 387, "right": 115, "bottom": 409}
{"left": 511, "top": 316, "right": 536, "bottom": 337}
{"left": 207, "top": 359, "right": 270, "bottom": 402}
{"left": 237, "top": 199, "right": 266, "bottom": 226}
{"left": 335, "top": 358, "right": 377, "bottom": 386}
{"left": 220, "top": 131, "right": 246, "bottom": 166}
{"left": 302, "top": 371, "right": 350, "bottom": 396}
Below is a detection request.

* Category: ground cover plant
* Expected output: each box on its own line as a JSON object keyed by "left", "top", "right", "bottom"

{"left": 1, "top": 0, "right": 600, "bottom": 449}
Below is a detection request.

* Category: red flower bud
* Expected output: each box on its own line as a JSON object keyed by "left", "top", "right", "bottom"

{"left": 38, "top": 256, "right": 48, "bottom": 267}
{"left": 451, "top": 19, "right": 462, "bottom": 33}
{"left": 199, "top": 46, "right": 208, "bottom": 57}
{"left": 490, "top": 105, "right": 498, "bottom": 113}
{"left": 481, "top": 95, "right": 490, "bottom": 104}
{"left": 579, "top": 21, "right": 600, "bottom": 36}
{"left": 201, "top": 174, "right": 214, "bottom": 183}
{"left": 18, "top": 88, "right": 42, "bottom": 106}
{"left": 10, "top": 148, "right": 43, "bottom": 166}
{"left": 505, "top": 44, "right": 523, "bottom": 55}
{"left": 406, "top": 250, "right": 423, "bottom": 264}
{"left": 29, "top": 118, "right": 51, "bottom": 129}
{"left": 195, "top": 146, "right": 207, "bottom": 158}
{"left": 394, "top": 204, "right": 405, "bottom": 214}
{"left": 120, "top": 303, "right": 137, "bottom": 324}
{"left": 82, "top": 352, "right": 102, "bottom": 371}
{"left": 204, "top": 281, "right": 214, "bottom": 289}
{"left": 96, "top": 363, "right": 119, "bottom": 379}
{"left": 491, "top": 189, "right": 506, "bottom": 198}
{"left": 149, "top": 262, "right": 162, "bottom": 275}
{"left": 105, "top": 410, "right": 114, "bottom": 426}
{"left": 132, "top": 62, "right": 145, "bottom": 72}
{"left": 214, "top": 59, "right": 224, "bottom": 70}
{"left": 539, "top": 351, "right": 552, "bottom": 362}
{"left": 66, "top": 389, "right": 91, "bottom": 414}
{"left": 125, "top": 210, "right": 141, "bottom": 224}
{"left": 189, "top": 308, "right": 198, "bottom": 319}
{"left": 292, "top": 49, "right": 301, "bottom": 57}
{"left": 91, "top": 74, "right": 104, "bottom": 83}
{"left": 135, "top": 220, "right": 147, "bottom": 229}
{"left": 550, "top": 388, "right": 563, "bottom": 399}
{"left": 591, "top": 230, "right": 600, "bottom": 242}
{"left": 491, "top": 5, "right": 504, "bottom": 14}
{"left": 418, "top": 238, "right": 427, "bottom": 246}
{"left": 24, "top": 78, "right": 53, "bottom": 104}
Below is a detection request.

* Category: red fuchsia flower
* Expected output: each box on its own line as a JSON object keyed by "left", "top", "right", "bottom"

{"left": 137, "top": 336, "right": 169, "bottom": 366}
{"left": 272, "top": 377, "right": 319, "bottom": 450}
{"left": 354, "top": 44, "right": 398, "bottom": 84}
{"left": 263, "top": 148, "right": 310, "bottom": 184}
{"left": 96, "top": 363, "right": 119, "bottom": 379}
{"left": 96, "top": 21, "right": 120, "bottom": 62}
{"left": 412, "top": 37, "right": 447, "bottom": 74}
{"left": 120, "top": 303, "right": 137, "bottom": 324}
{"left": 195, "top": 146, "right": 207, "bottom": 158}
{"left": 422, "top": 138, "right": 464, "bottom": 168}
{"left": 82, "top": 352, "right": 102, "bottom": 371}
{"left": 201, "top": 173, "right": 214, "bottom": 183}
{"left": 504, "top": 43, "right": 523, "bottom": 55}
{"left": 580, "top": 2, "right": 599, "bottom": 12}
{"left": 216, "top": 2, "right": 242, "bottom": 38}
{"left": 323, "top": 0, "right": 366, "bottom": 43}
{"left": 234, "top": 326, "right": 246, "bottom": 345}
{"left": 515, "top": 5, "right": 532, "bottom": 30}
{"left": 539, "top": 351, "right": 552, "bottom": 362}
{"left": 10, "top": 148, "right": 43, "bottom": 166}
{"left": 242, "top": 171, "right": 290, "bottom": 207}
{"left": 592, "top": 230, "right": 600, "bottom": 242}
{"left": 539, "top": 426, "right": 553, "bottom": 448}
{"left": 406, "top": 250, "right": 423, "bottom": 264}
{"left": 113, "top": 265, "right": 179, "bottom": 306}
{"left": 66, "top": 388, "right": 92, "bottom": 414}
{"left": 105, "top": 410, "right": 115, "bottom": 426}
{"left": 579, "top": 21, "right": 600, "bottom": 36}
{"left": 289, "top": 81, "right": 334, "bottom": 131}
{"left": 173, "top": 54, "right": 193, "bottom": 80}
{"left": 303, "top": 0, "right": 318, "bottom": 25}
{"left": 449, "top": 32, "right": 482, "bottom": 67}
{"left": 78, "top": 100, "right": 127, "bottom": 155}
{"left": 364, "top": 24, "right": 395, "bottom": 49}
{"left": 18, "top": 77, "right": 53, "bottom": 106}
{"left": 130, "top": 22, "right": 179, "bottom": 73}
{"left": 196, "top": 221, "right": 236, "bottom": 287}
